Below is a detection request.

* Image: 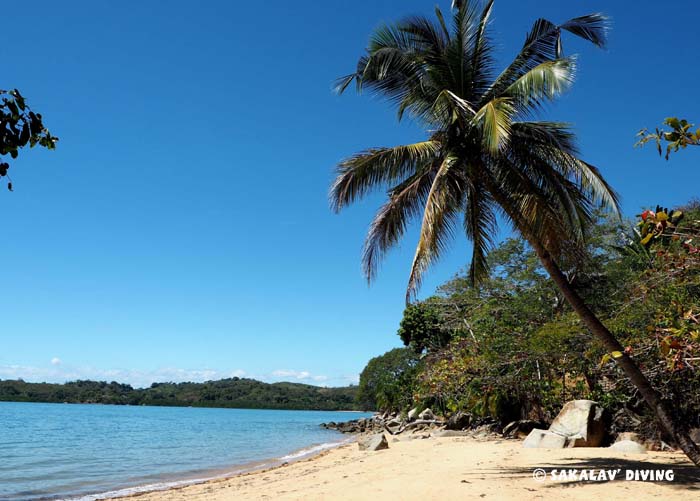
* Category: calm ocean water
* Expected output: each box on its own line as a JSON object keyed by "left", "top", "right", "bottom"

{"left": 0, "top": 401, "right": 371, "bottom": 500}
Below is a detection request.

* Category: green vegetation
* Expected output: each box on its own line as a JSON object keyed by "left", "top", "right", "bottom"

{"left": 356, "top": 348, "right": 420, "bottom": 412}
{"left": 0, "top": 377, "right": 358, "bottom": 411}
{"left": 332, "top": 1, "right": 700, "bottom": 463}
{"left": 0, "top": 88, "right": 57, "bottom": 191}
{"left": 357, "top": 202, "right": 700, "bottom": 439}
{"left": 637, "top": 117, "right": 700, "bottom": 159}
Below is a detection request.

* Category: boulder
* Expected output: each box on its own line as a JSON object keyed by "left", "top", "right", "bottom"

{"left": 445, "top": 411, "right": 471, "bottom": 431}
{"left": 690, "top": 428, "right": 700, "bottom": 445}
{"left": 609, "top": 440, "right": 647, "bottom": 454}
{"left": 358, "top": 433, "right": 389, "bottom": 451}
{"left": 407, "top": 408, "right": 419, "bottom": 422}
{"left": 418, "top": 408, "right": 435, "bottom": 420}
{"left": 549, "top": 400, "right": 605, "bottom": 447}
{"left": 434, "top": 429, "right": 470, "bottom": 438}
{"left": 522, "top": 429, "right": 571, "bottom": 449}
{"left": 386, "top": 417, "right": 402, "bottom": 427}
{"left": 615, "top": 431, "right": 642, "bottom": 444}
{"left": 503, "top": 420, "right": 541, "bottom": 438}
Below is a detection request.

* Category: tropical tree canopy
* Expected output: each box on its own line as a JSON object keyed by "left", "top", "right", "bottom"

{"left": 330, "top": 0, "right": 619, "bottom": 302}
{"left": 0, "top": 89, "right": 57, "bottom": 191}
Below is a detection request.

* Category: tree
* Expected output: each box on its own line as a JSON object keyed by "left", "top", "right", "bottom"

{"left": 0, "top": 89, "right": 57, "bottom": 191}
{"left": 398, "top": 302, "right": 451, "bottom": 353}
{"left": 637, "top": 117, "right": 699, "bottom": 159}
{"left": 356, "top": 348, "right": 420, "bottom": 411}
{"left": 329, "top": 1, "right": 700, "bottom": 463}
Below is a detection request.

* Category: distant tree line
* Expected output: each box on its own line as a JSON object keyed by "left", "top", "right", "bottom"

{"left": 0, "top": 377, "right": 359, "bottom": 411}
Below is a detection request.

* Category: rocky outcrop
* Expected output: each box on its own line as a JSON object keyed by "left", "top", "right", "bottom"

{"left": 321, "top": 416, "right": 384, "bottom": 434}
{"left": 609, "top": 440, "right": 647, "bottom": 454}
{"left": 358, "top": 433, "right": 389, "bottom": 451}
{"left": 522, "top": 400, "right": 606, "bottom": 449}
{"left": 407, "top": 408, "right": 419, "bottom": 422}
{"left": 523, "top": 429, "right": 571, "bottom": 448}
{"left": 418, "top": 408, "right": 435, "bottom": 420}
{"left": 445, "top": 411, "right": 471, "bottom": 431}
{"left": 549, "top": 400, "right": 606, "bottom": 447}
{"left": 615, "top": 431, "right": 642, "bottom": 444}
{"left": 503, "top": 420, "right": 542, "bottom": 438}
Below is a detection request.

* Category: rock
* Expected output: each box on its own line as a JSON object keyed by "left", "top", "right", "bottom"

{"left": 522, "top": 429, "right": 571, "bottom": 449}
{"left": 615, "top": 432, "right": 642, "bottom": 444}
{"left": 609, "top": 440, "right": 647, "bottom": 454}
{"left": 434, "top": 430, "right": 470, "bottom": 438}
{"left": 690, "top": 428, "right": 700, "bottom": 445}
{"left": 407, "top": 408, "right": 419, "bottom": 422}
{"left": 418, "top": 408, "right": 435, "bottom": 420}
{"left": 409, "top": 433, "right": 431, "bottom": 440}
{"left": 445, "top": 411, "right": 471, "bottom": 431}
{"left": 445, "top": 411, "right": 472, "bottom": 430}
{"left": 549, "top": 400, "right": 605, "bottom": 447}
{"left": 503, "top": 420, "right": 541, "bottom": 438}
{"left": 358, "top": 433, "right": 389, "bottom": 451}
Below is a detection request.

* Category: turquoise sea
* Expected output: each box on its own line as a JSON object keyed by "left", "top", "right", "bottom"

{"left": 0, "top": 401, "right": 371, "bottom": 500}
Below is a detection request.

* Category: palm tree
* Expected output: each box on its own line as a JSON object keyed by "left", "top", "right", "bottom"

{"left": 329, "top": 0, "right": 700, "bottom": 464}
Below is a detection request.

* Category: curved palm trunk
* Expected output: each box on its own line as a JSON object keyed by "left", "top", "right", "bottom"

{"left": 480, "top": 179, "right": 700, "bottom": 465}
{"left": 532, "top": 242, "right": 700, "bottom": 465}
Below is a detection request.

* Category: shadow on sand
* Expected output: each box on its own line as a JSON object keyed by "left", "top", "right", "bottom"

{"left": 471, "top": 455, "right": 700, "bottom": 491}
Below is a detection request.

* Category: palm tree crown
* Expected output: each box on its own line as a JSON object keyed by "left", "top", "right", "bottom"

{"left": 330, "top": 0, "right": 619, "bottom": 302}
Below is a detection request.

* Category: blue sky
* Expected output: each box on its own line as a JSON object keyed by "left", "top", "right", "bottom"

{"left": 1, "top": 1, "right": 698, "bottom": 388}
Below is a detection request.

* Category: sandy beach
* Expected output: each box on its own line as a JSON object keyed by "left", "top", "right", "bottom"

{"left": 118, "top": 435, "right": 700, "bottom": 500}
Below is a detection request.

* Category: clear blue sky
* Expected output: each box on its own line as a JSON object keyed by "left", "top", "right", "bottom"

{"left": 1, "top": 1, "right": 698, "bottom": 388}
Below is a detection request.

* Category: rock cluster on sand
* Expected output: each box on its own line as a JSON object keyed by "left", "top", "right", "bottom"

{"left": 523, "top": 400, "right": 605, "bottom": 448}
{"left": 609, "top": 439, "right": 647, "bottom": 454}
{"left": 358, "top": 433, "right": 389, "bottom": 451}
{"left": 322, "top": 400, "right": 655, "bottom": 454}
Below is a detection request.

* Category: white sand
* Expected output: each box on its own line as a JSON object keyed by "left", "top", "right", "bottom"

{"left": 117, "top": 435, "right": 700, "bottom": 500}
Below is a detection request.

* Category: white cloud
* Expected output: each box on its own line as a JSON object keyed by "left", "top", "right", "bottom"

{"left": 50, "top": 357, "right": 62, "bottom": 366}
{"left": 269, "top": 369, "right": 330, "bottom": 383}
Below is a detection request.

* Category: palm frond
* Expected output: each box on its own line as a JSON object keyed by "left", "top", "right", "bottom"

{"left": 484, "top": 14, "right": 607, "bottom": 105}
{"left": 505, "top": 57, "right": 576, "bottom": 113}
{"left": 473, "top": 97, "right": 515, "bottom": 153}
{"left": 362, "top": 168, "right": 437, "bottom": 283}
{"left": 406, "top": 155, "right": 461, "bottom": 302}
{"left": 330, "top": 141, "right": 440, "bottom": 212}
{"left": 468, "top": 0, "right": 496, "bottom": 97}
{"left": 464, "top": 181, "right": 497, "bottom": 284}
{"left": 399, "top": 15, "right": 449, "bottom": 53}
{"left": 560, "top": 14, "right": 609, "bottom": 48}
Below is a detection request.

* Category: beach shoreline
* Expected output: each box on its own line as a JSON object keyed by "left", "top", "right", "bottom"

{"left": 112, "top": 435, "right": 700, "bottom": 500}
{"left": 65, "top": 435, "right": 356, "bottom": 501}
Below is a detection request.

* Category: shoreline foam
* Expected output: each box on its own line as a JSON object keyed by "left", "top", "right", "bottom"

{"left": 59, "top": 436, "right": 355, "bottom": 501}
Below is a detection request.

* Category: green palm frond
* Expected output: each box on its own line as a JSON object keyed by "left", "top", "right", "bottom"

{"left": 505, "top": 57, "right": 576, "bottom": 113}
{"left": 330, "top": 141, "right": 440, "bottom": 212}
{"left": 472, "top": 97, "right": 515, "bottom": 153}
{"left": 464, "top": 181, "right": 497, "bottom": 284}
{"left": 560, "top": 14, "right": 609, "bottom": 48}
{"left": 362, "top": 169, "right": 437, "bottom": 283}
{"left": 406, "top": 155, "right": 461, "bottom": 301}
{"left": 485, "top": 14, "right": 608, "bottom": 105}
{"left": 509, "top": 121, "right": 620, "bottom": 214}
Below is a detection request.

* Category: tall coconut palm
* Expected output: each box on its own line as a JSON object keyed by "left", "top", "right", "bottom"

{"left": 329, "top": 0, "right": 700, "bottom": 464}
